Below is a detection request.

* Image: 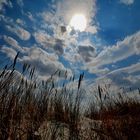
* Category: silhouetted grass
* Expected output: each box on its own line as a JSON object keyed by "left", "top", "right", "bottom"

{"left": 85, "top": 86, "right": 140, "bottom": 140}
{"left": 0, "top": 54, "right": 140, "bottom": 140}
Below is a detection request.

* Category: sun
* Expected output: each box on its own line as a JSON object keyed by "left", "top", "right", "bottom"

{"left": 70, "top": 14, "right": 87, "bottom": 32}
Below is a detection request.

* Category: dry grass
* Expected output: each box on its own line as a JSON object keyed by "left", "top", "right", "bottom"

{"left": 0, "top": 54, "right": 140, "bottom": 140}
{"left": 85, "top": 86, "right": 140, "bottom": 140}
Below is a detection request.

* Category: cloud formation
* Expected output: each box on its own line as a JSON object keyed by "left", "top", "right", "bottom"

{"left": 0, "top": 0, "right": 13, "bottom": 11}
{"left": 56, "top": 0, "right": 96, "bottom": 24}
{"left": 3, "top": 35, "right": 24, "bottom": 52}
{"left": 34, "top": 31, "right": 64, "bottom": 55}
{"left": 6, "top": 25, "right": 31, "bottom": 40}
{"left": 16, "top": 0, "right": 24, "bottom": 7}
{"left": 41, "top": 0, "right": 97, "bottom": 34}
{"left": 93, "top": 61, "right": 140, "bottom": 89}
{"left": 20, "top": 46, "right": 71, "bottom": 80}
{"left": 1, "top": 42, "right": 71, "bottom": 80}
{"left": 1, "top": 45, "right": 17, "bottom": 60}
{"left": 78, "top": 45, "right": 96, "bottom": 62}
{"left": 87, "top": 31, "right": 140, "bottom": 71}
{"left": 120, "top": 0, "right": 134, "bottom": 5}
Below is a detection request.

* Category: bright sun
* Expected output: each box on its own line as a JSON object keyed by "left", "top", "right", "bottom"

{"left": 70, "top": 14, "right": 87, "bottom": 32}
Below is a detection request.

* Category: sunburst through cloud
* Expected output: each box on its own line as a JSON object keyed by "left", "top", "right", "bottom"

{"left": 0, "top": 0, "right": 140, "bottom": 139}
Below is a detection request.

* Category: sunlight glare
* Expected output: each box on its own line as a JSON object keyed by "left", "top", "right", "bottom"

{"left": 70, "top": 14, "right": 87, "bottom": 32}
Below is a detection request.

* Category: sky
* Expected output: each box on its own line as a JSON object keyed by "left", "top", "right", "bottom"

{"left": 0, "top": 0, "right": 140, "bottom": 90}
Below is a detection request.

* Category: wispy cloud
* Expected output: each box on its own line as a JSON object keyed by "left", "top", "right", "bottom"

{"left": 120, "top": 0, "right": 135, "bottom": 5}
{"left": 0, "top": 0, "right": 13, "bottom": 11}
{"left": 1, "top": 45, "right": 17, "bottom": 60}
{"left": 93, "top": 61, "right": 140, "bottom": 88}
{"left": 40, "top": 0, "right": 97, "bottom": 34}
{"left": 3, "top": 35, "right": 24, "bottom": 52}
{"left": 34, "top": 31, "right": 65, "bottom": 55}
{"left": 57, "top": 0, "right": 97, "bottom": 33}
{"left": 107, "top": 61, "right": 140, "bottom": 75}
{"left": 16, "top": 18, "right": 25, "bottom": 26}
{"left": 6, "top": 25, "right": 31, "bottom": 40}
{"left": 16, "top": 0, "right": 24, "bottom": 7}
{"left": 1, "top": 41, "right": 71, "bottom": 80}
{"left": 78, "top": 45, "right": 96, "bottom": 62}
{"left": 20, "top": 46, "right": 71, "bottom": 80}
{"left": 86, "top": 31, "right": 140, "bottom": 72}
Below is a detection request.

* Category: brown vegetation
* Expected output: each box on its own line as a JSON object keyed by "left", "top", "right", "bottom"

{"left": 0, "top": 54, "right": 140, "bottom": 140}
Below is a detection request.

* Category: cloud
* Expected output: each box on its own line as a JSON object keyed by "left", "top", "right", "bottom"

{"left": 78, "top": 45, "right": 96, "bottom": 62}
{"left": 41, "top": 0, "right": 97, "bottom": 34}
{"left": 25, "top": 12, "right": 35, "bottom": 21}
{"left": 1, "top": 42, "right": 71, "bottom": 80}
{"left": 20, "top": 46, "right": 71, "bottom": 80}
{"left": 0, "top": 0, "right": 13, "bottom": 11}
{"left": 3, "top": 35, "right": 24, "bottom": 52}
{"left": 85, "top": 26, "right": 98, "bottom": 34}
{"left": 56, "top": 0, "right": 97, "bottom": 33}
{"left": 56, "top": 0, "right": 96, "bottom": 24}
{"left": 94, "top": 61, "right": 140, "bottom": 89}
{"left": 34, "top": 31, "right": 64, "bottom": 55}
{"left": 0, "top": 15, "right": 14, "bottom": 24}
{"left": 6, "top": 25, "right": 31, "bottom": 40}
{"left": 0, "top": 45, "right": 17, "bottom": 60}
{"left": 120, "top": 0, "right": 134, "bottom": 5}
{"left": 16, "top": 0, "right": 24, "bottom": 7}
{"left": 89, "top": 67, "right": 110, "bottom": 76}
{"left": 53, "top": 39, "right": 64, "bottom": 55}
{"left": 41, "top": 11, "right": 55, "bottom": 24}
{"left": 60, "top": 26, "right": 67, "bottom": 33}
{"left": 87, "top": 31, "right": 140, "bottom": 70}
{"left": 16, "top": 18, "right": 25, "bottom": 26}
{"left": 108, "top": 61, "right": 140, "bottom": 75}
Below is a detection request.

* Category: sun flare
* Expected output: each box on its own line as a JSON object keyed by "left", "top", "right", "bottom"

{"left": 70, "top": 14, "right": 87, "bottom": 32}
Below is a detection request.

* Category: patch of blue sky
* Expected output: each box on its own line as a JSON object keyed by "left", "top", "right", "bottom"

{"left": 96, "top": 0, "right": 140, "bottom": 45}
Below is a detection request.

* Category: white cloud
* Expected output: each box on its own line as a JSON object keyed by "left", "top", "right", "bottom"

{"left": 16, "top": 0, "right": 24, "bottom": 7}
{"left": 1, "top": 42, "right": 71, "bottom": 80}
{"left": 25, "top": 12, "right": 34, "bottom": 21}
{"left": 1, "top": 45, "right": 17, "bottom": 60}
{"left": 107, "top": 61, "right": 140, "bottom": 75}
{"left": 120, "top": 0, "right": 134, "bottom": 5}
{"left": 34, "top": 31, "right": 65, "bottom": 55}
{"left": 6, "top": 25, "right": 31, "bottom": 40}
{"left": 57, "top": 0, "right": 97, "bottom": 34}
{"left": 20, "top": 46, "right": 71, "bottom": 80}
{"left": 34, "top": 31, "right": 51, "bottom": 46}
{"left": 0, "top": 0, "right": 13, "bottom": 11}
{"left": 86, "top": 25, "right": 98, "bottom": 34}
{"left": 41, "top": 0, "right": 97, "bottom": 34}
{"left": 92, "top": 61, "right": 140, "bottom": 89}
{"left": 16, "top": 18, "right": 25, "bottom": 26}
{"left": 87, "top": 31, "right": 140, "bottom": 71}
{"left": 89, "top": 67, "right": 110, "bottom": 76}
{"left": 56, "top": 0, "right": 96, "bottom": 24}
{"left": 0, "top": 15, "right": 13, "bottom": 23}
{"left": 3, "top": 35, "right": 24, "bottom": 52}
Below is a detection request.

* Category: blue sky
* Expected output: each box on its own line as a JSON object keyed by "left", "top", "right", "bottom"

{"left": 0, "top": 0, "right": 140, "bottom": 89}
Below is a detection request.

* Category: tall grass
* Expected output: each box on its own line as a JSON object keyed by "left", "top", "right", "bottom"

{"left": 85, "top": 86, "right": 140, "bottom": 140}
{"left": 0, "top": 54, "right": 140, "bottom": 140}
